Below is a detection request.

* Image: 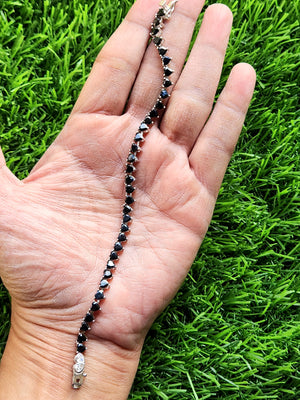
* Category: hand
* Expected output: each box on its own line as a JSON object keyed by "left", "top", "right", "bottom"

{"left": 0, "top": 1, "right": 256, "bottom": 399}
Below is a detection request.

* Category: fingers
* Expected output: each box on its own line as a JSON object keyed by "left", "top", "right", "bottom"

{"left": 189, "top": 63, "right": 256, "bottom": 199}
{"left": 160, "top": 4, "right": 233, "bottom": 152}
{"left": 72, "top": 0, "right": 162, "bottom": 116}
{"left": 126, "top": 0, "right": 205, "bottom": 118}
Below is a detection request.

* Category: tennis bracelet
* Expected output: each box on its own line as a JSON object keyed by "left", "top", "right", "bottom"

{"left": 72, "top": 0, "right": 178, "bottom": 389}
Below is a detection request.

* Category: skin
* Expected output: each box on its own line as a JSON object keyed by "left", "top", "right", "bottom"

{"left": 0, "top": 0, "right": 256, "bottom": 399}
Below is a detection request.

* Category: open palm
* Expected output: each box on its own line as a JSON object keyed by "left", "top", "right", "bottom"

{"left": 0, "top": 0, "right": 255, "bottom": 393}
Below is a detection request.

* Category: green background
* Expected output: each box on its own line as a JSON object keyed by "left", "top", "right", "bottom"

{"left": 0, "top": 0, "right": 299, "bottom": 398}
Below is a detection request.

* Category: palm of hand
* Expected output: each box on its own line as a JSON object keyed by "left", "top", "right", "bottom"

{"left": 0, "top": 1, "right": 255, "bottom": 355}
{"left": 0, "top": 109, "right": 210, "bottom": 350}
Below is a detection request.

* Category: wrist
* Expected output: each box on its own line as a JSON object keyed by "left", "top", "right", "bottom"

{"left": 0, "top": 306, "right": 142, "bottom": 400}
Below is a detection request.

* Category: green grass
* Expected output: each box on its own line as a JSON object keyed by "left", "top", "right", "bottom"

{"left": 0, "top": 0, "right": 299, "bottom": 398}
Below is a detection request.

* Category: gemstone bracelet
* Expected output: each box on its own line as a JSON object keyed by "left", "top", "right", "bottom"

{"left": 72, "top": 0, "right": 178, "bottom": 389}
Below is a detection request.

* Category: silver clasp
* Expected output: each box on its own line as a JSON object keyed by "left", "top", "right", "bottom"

{"left": 160, "top": 0, "right": 178, "bottom": 18}
{"left": 72, "top": 353, "right": 87, "bottom": 389}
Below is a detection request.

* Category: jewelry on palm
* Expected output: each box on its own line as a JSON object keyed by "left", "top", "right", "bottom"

{"left": 72, "top": 0, "right": 178, "bottom": 389}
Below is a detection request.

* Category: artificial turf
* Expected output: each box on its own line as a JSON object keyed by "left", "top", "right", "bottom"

{"left": 0, "top": 0, "right": 299, "bottom": 398}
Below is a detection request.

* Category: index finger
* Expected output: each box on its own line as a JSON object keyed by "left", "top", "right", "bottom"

{"left": 71, "top": 0, "right": 159, "bottom": 116}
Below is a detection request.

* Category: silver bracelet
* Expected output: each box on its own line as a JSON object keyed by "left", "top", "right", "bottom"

{"left": 72, "top": 0, "right": 178, "bottom": 389}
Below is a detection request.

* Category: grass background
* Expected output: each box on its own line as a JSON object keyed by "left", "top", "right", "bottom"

{"left": 0, "top": 0, "right": 299, "bottom": 398}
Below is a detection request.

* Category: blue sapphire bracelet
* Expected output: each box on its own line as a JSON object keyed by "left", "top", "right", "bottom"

{"left": 72, "top": 0, "right": 178, "bottom": 389}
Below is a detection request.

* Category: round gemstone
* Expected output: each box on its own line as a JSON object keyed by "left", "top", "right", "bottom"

{"left": 125, "top": 196, "right": 134, "bottom": 205}
{"left": 74, "top": 353, "right": 85, "bottom": 364}
{"left": 80, "top": 322, "right": 89, "bottom": 332}
{"left": 84, "top": 312, "right": 94, "bottom": 323}
{"left": 103, "top": 269, "right": 113, "bottom": 279}
{"left": 110, "top": 251, "right": 119, "bottom": 260}
{"left": 95, "top": 290, "right": 105, "bottom": 300}
{"left": 123, "top": 214, "right": 131, "bottom": 223}
{"left": 106, "top": 260, "right": 115, "bottom": 269}
{"left": 121, "top": 223, "right": 129, "bottom": 232}
{"left": 114, "top": 241, "right": 123, "bottom": 251}
{"left": 77, "top": 343, "right": 86, "bottom": 353}
{"left": 100, "top": 279, "right": 109, "bottom": 289}
{"left": 77, "top": 333, "right": 87, "bottom": 343}
{"left": 125, "top": 175, "right": 135, "bottom": 185}
{"left": 74, "top": 363, "right": 84, "bottom": 373}
{"left": 118, "top": 232, "right": 127, "bottom": 242}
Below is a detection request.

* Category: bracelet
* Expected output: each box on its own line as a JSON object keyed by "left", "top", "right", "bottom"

{"left": 72, "top": 0, "right": 178, "bottom": 389}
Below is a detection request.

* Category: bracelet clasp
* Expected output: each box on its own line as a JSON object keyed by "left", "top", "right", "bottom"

{"left": 72, "top": 353, "right": 87, "bottom": 389}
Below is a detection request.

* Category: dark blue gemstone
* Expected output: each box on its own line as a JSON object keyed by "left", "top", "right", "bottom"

{"left": 77, "top": 343, "right": 86, "bottom": 353}
{"left": 144, "top": 116, "right": 152, "bottom": 125}
{"left": 100, "top": 279, "right": 109, "bottom": 289}
{"left": 110, "top": 251, "right": 119, "bottom": 260}
{"left": 126, "top": 164, "right": 135, "bottom": 173}
{"left": 160, "top": 89, "right": 169, "bottom": 99}
{"left": 103, "top": 269, "right": 113, "bottom": 279}
{"left": 127, "top": 153, "right": 137, "bottom": 163}
{"left": 123, "top": 204, "right": 132, "bottom": 213}
{"left": 149, "top": 109, "right": 158, "bottom": 118}
{"left": 114, "top": 242, "right": 123, "bottom": 251}
{"left": 153, "top": 36, "right": 162, "bottom": 46}
{"left": 118, "top": 232, "right": 127, "bottom": 242}
{"left": 164, "top": 67, "right": 174, "bottom": 76}
{"left": 162, "top": 56, "right": 171, "bottom": 65}
{"left": 126, "top": 185, "right": 135, "bottom": 194}
{"left": 156, "top": 100, "right": 164, "bottom": 109}
{"left": 95, "top": 290, "right": 105, "bottom": 300}
{"left": 125, "top": 196, "right": 134, "bottom": 205}
{"left": 106, "top": 260, "right": 115, "bottom": 269}
{"left": 139, "top": 123, "right": 148, "bottom": 131}
{"left": 84, "top": 312, "right": 94, "bottom": 323}
{"left": 77, "top": 333, "right": 87, "bottom": 343}
{"left": 91, "top": 301, "right": 100, "bottom": 311}
{"left": 80, "top": 322, "right": 89, "bottom": 332}
{"left": 123, "top": 214, "right": 131, "bottom": 223}
{"left": 121, "top": 223, "right": 129, "bottom": 232}
{"left": 134, "top": 132, "right": 144, "bottom": 142}
{"left": 131, "top": 143, "right": 140, "bottom": 153}
{"left": 125, "top": 175, "right": 135, "bottom": 185}
{"left": 158, "top": 47, "right": 168, "bottom": 56}
{"left": 164, "top": 79, "right": 172, "bottom": 87}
